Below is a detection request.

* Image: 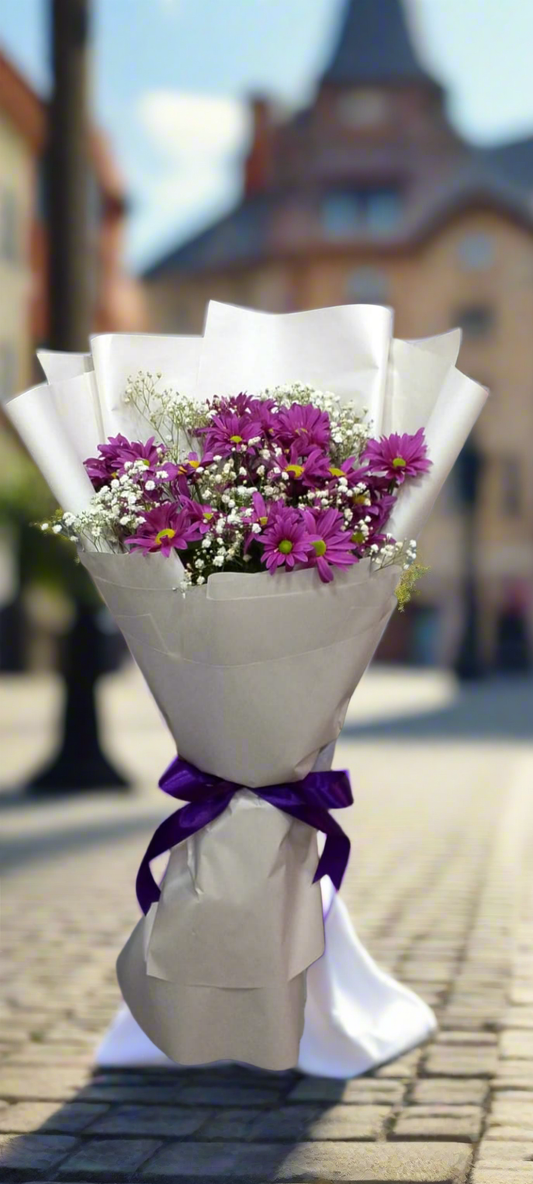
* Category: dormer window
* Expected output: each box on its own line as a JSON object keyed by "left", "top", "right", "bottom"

{"left": 321, "top": 188, "right": 401, "bottom": 238}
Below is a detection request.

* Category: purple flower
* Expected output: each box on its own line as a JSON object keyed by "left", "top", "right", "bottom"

{"left": 125, "top": 503, "right": 201, "bottom": 557}
{"left": 328, "top": 457, "right": 371, "bottom": 488}
{"left": 362, "top": 428, "right": 431, "bottom": 484}
{"left": 201, "top": 412, "right": 263, "bottom": 459}
{"left": 363, "top": 491, "right": 397, "bottom": 531}
{"left": 275, "top": 403, "right": 331, "bottom": 456}
{"left": 178, "top": 496, "right": 215, "bottom": 535}
{"left": 260, "top": 507, "right": 314, "bottom": 573}
{"left": 303, "top": 507, "right": 358, "bottom": 583}
{"left": 283, "top": 447, "right": 332, "bottom": 489}
{"left": 85, "top": 434, "right": 164, "bottom": 488}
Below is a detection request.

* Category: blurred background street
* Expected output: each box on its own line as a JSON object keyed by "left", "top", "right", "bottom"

{"left": 1, "top": 0, "right": 533, "bottom": 1179}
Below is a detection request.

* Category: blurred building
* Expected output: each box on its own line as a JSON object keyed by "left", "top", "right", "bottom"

{"left": 143, "top": 0, "right": 533, "bottom": 669}
{"left": 0, "top": 46, "right": 146, "bottom": 669}
{"left": 0, "top": 46, "right": 146, "bottom": 398}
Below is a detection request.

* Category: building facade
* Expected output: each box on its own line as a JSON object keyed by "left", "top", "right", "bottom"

{"left": 143, "top": 0, "right": 533, "bottom": 668}
{"left": 0, "top": 48, "right": 146, "bottom": 399}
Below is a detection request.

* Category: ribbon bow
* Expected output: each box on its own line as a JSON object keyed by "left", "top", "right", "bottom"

{"left": 136, "top": 756, "right": 353, "bottom": 914}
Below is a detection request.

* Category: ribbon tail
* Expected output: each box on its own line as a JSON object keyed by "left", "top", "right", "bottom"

{"left": 135, "top": 793, "right": 232, "bottom": 914}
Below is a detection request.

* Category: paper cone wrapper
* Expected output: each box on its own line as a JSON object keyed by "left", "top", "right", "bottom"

{"left": 4, "top": 302, "right": 488, "bottom": 1068}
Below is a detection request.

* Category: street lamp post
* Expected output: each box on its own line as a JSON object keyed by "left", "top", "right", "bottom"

{"left": 28, "top": 0, "right": 128, "bottom": 793}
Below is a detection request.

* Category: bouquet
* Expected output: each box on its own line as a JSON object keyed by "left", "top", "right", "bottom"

{"left": 5, "top": 302, "right": 487, "bottom": 1070}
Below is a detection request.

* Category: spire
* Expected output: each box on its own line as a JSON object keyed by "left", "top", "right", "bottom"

{"left": 322, "top": 0, "right": 437, "bottom": 88}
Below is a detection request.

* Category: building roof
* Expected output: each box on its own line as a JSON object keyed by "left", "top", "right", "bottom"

{"left": 321, "top": 0, "right": 439, "bottom": 88}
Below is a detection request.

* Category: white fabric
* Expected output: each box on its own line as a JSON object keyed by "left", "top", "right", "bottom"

{"left": 96, "top": 879, "right": 436, "bottom": 1078}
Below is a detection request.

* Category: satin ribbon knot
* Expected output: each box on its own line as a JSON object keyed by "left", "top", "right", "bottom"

{"left": 136, "top": 756, "right": 353, "bottom": 915}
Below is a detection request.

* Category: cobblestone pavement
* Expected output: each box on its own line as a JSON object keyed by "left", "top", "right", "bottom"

{"left": 1, "top": 668, "right": 533, "bottom": 1183}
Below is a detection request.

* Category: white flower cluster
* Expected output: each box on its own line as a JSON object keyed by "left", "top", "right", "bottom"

{"left": 372, "top": 538, "right": 418, "bottom": 571}
{"left": 43, "top": 461, "right": 149, "bottom": 550}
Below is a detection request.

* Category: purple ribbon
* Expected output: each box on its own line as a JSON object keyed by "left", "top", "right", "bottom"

{"left": 136, "top": 755, "right": 353, "bottom": 915}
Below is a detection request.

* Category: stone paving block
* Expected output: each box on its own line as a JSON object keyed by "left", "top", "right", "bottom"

{"left": 375, "top": 1049, "right": 422, "bottom": 1077}
{"left": 424, "top": 1047, "right": 498, "bottom": 1077}
{"left": 486, "top": 1125, "right": 533, "bottom": 1139}
{"left": 477, "top": 1138, "right": 533, "bottom": 1165}
{"left": 89, "top": 1102, "right": 211, "bottom": 1137}
{"left": 392, "top": 1104, "right": 482, "bottom": 1142}
{"left": 141, "top": 1139, "right": 473, "bottom": 1180}
{"left": 495, "top": 1060, "right": 533, "bottom": 1087}
{"left": 286, "top": 1076, "right": 403, "bottom": 1104}
{"left": 503, "top": 1009, "right": 533, "bottom": 1029}
{"left": 76, "top": 1084, "right": 190, "bottom": 1104}
{"left": 412, "top": 1079, "right": 490, "bottom": 1105}
{"left": 0, "top": 1101, "right": 108, "bottom": 1134}
{"left": 57, "top": 1136, "right": 162, "bottom": 1178}
{"left": 0, "top": 1069, "right": 89, "bottom": 1102}
{"left": 200, "top": 1108, "right": 267, "bottom": 1140}
{"left": 175, "top": 1085, "right": 283, "bottom": 1107}
{"left": 490, "top": 1097, "right": 533, "bottom": 1124}
{"left": 500, "top": 1032, "right": 533, "bottom": 1058}
{"left": 248, "top": 1103, "right": 389, "bottom": 1142}
{"left": 472, "top": 1172, "right": 533, "bottom": 1183}
{"left": 436, "top": 1032, "right": 497, "bottom": 1047}
{"left": 0, "top": 1132, "right": 77, "bottom": 1173}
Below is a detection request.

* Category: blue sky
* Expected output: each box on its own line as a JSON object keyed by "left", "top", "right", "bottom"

{"left": 2, "top": 0, "right": 533, "bottom": 272}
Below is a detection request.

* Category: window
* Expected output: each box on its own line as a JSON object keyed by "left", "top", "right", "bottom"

{"left": 0, "top": 190, "right": 18, "bottom": 262}
{"left": 346, "top": 266, "right": 388, "bottom": 304}
{"left": 454, "top": 304, "right": 494, "bottom": 339}
{"left": 458, "top": 233, "right": 494, "bottom": 271}
{"left": 337, "top": 89, "right": 390, "bottom": 128}
{"left": 321, "top": 188, "right": 401, "bottom": 238}
{"left": 501, "top": 456, "right": 521, "bottom": 516}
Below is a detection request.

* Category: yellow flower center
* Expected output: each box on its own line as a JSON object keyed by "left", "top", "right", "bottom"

{"left": 142, "top": 458, "right": 150, "bottom": 466}
{"left": 285, "top": 463, "right": 304, "bottom": 478}
{"left": 259, "top": 515, "right": 268, "bottom": 526}
{"left": 230, "top": 434, "right": 243, "bottom": 444}
{"left": 203, "top": 511, "right": 213, "bottom": 520}
{"left": 393, "top": 456, "right": 406, "bottom": 468}
{"left": 189, "top": 459, "right": 199, "bottom": 468}
{"left": 353, "top": 494, "right": 368, "bottom": 505}
{"left": 329, "top": 466, "right": 343, "bottom": 478}
{"left": 312, "top": 539, "right": 327, "bottom": 557}
{"left": 154, "top": 528, "right": 176, "bottom": 546}
{"left": 351, "top": 530, "right": 365, "bottom": 544}
{"left": 279, "top": 539, "right": 293, "bottom": 555}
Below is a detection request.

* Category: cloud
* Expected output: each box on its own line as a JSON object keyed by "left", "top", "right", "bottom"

{"left": 138, "top": 90, "right": 251, "bottom": 160}
{"left": 129, "top": 90, "right": 251, "bottom": 268}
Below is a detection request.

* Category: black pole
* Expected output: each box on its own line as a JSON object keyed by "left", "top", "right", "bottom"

{"left": 27, "top": 0, "right": 128, "bottom": 793}
{"left": 454, "top": 442, "right": 485, "bottom": 681}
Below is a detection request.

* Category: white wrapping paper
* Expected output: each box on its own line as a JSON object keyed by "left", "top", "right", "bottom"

{"left": 4, "top": 302, "right": 488, "bottom": 1069}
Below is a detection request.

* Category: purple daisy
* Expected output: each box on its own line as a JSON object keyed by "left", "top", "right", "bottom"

{"left": 125, "top": 503, "right": 201, "bottom": 557}
{"left": 85, "top": 434, "right": 165, "bottom": 488}
{"left": 260, "top": 507, "right": 314, "bottom": 573}
{"left": 303, "top": 507, "right": 358, "bottom": 583}
{"left": 362, "top": 428, "right": 431, "bottom": 484}
{"left": 201, "top": 411, "right": 263, "bottom": 459}
{"left": 283, "top": 447, "right": 332, "bottom": 489}
{"left": 274, "top": 403, "right": 331, "bottom": 456}
{"left": 328, "top": 457, "right": 371, "bottom": 488}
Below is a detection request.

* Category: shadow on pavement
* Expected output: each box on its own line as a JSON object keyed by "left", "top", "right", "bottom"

{"left": 343, "top": 674, "right": 533, "bottom": 742}
{"left": 0, "top": 1064, "right": 350, "bottom": 1179}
